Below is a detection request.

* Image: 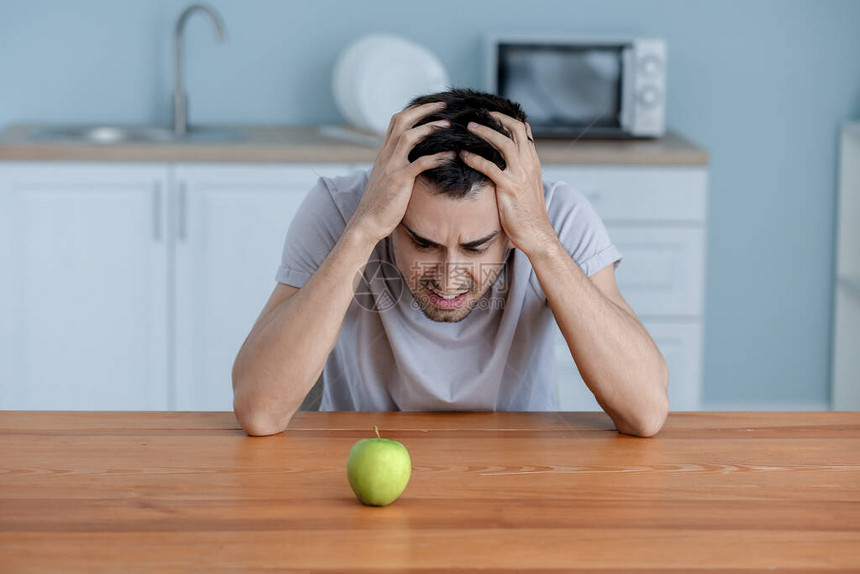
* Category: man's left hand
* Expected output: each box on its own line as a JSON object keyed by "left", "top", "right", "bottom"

{"left": 459, "top": 112, "right": 556, "bottom": 256}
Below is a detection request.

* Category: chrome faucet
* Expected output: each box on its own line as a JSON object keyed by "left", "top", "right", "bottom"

{"left": 173, "top": 4, "right": 227, "bottom": 137}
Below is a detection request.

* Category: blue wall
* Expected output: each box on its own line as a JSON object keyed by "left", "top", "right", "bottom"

{"left": 3, "top": 0, "right": 859, "bottom": 409}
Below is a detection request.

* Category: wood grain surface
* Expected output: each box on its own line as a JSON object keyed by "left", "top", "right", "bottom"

{"left": 0, "top": 410, "right": 858, "bottom": 572}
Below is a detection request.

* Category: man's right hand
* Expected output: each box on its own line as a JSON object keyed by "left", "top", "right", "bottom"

{"left": 348, "top": 101, "right": 455, "bottom": 244}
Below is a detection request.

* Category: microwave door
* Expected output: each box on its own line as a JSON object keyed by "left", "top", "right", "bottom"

{"left": 559, "top": 48, "right": 624, "bottom": 133}
{"left": 505, "top": 45, "right": 625, "bottom": 138}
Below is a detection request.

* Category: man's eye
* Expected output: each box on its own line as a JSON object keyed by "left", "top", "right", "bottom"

{"left": 411, "top": 238, "right": 487, "bottom": 254}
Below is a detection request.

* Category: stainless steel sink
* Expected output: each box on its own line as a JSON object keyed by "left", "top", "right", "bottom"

{"left": 28, "top": 5, "right": 238, "bottom": 146}
{"left": 29, "top": 125, "right": 245, "bottom": 144}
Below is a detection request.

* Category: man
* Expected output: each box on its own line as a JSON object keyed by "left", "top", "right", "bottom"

{"left": 232, "top": 88, "right": 669, "bottom": 438}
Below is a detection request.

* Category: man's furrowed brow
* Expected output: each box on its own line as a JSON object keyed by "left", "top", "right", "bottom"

{"left": 402, "top": 223, "right": 499, "bottom": 248}
{"left": 461, "top": 230, "right": 500, "bottom": 249}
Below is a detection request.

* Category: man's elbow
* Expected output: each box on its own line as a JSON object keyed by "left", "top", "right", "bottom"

{"left": 234, "top": 408, "right": 284, "bottom": 437}
{"left": 636, "top": 409, "right": 668, "bottom": 437}
{"left": 635, "top": 358, "right": 670, "bottom": 437}
{"left": 618, "top": 386, "right": 669, "bottom": 438}
{"left": 637, "top": 388, "right": 670, "bottom": 438}
{"left": 232, "top": 383, "right": 291, "bottom": 437}
{"left": 618, "top": 408, "right": 667, "bottom": 438}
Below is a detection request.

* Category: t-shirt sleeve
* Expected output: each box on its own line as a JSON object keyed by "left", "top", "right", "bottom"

{"left": 274, "top": 175, "right": 347, "bottom": 289}
{"left": 529, "top": 179, "right": 624, "bottom": 300}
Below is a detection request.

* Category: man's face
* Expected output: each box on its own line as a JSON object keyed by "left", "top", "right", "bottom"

{"left": 391, "top": 177, "right": 511, "bottom": 323}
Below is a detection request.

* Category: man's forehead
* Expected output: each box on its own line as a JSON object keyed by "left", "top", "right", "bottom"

{"left": 413, "top": 174, "right": 491, "bottom": 202}
{"left": 406, "top": 182, "right": 499, "bottom": 234}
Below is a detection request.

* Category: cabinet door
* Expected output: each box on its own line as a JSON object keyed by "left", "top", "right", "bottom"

{"left": 606, "top": 226, "right": 706, "bottom": 318}
{"left": 0, "top": 163, "right": 169, "bottom": 410}
{"left": 539, "top": 166, "right": 708, "bottom": 224}
{"left": 173, "top": 163, "right": 355, "bottom": 411}
{"left": 555, "top": 320, "right": 702, "bottom": 413}
{"left": 832, "top": 280, "right": 860, "bottom": 409}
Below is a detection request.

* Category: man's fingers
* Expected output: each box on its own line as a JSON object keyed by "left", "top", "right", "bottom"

{"left": 466, "top": 121, "right": 518, "bottom": 165}
{"left": 488, "top": 111, "right": 529, "bottom": 148}
{"left": 391, "top": 120, "right": 449, "bottom": 165}
{"left": 459, "top": 149, "right": 505, "bottom": 181}
{"left": 404, "top": 150, "right": 456, "bottom": 178}
{"left": 380, "top": 102, "right": 446, "bottom": 163}
{"left": 390, "top": 101, "right": 446, "bottom": 140}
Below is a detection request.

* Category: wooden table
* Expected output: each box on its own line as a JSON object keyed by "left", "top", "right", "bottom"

{"left": 1, "top": 411, "right": 858, "bottom": 572}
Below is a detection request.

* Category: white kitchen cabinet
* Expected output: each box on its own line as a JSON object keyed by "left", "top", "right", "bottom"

{"left": 555, "top": 321, "right": 702, "bottom": 412}
{"left": 607, "top": 226, "right": 706, "bottom": 317}
{"left": 0, "top": 158, "right": 707, "bottom": 414}
{"left": 172, "top": 163, "right": 354, "bottom": 411}
{"left": 540, "top": 166, "right": 709, "bottom": 412}
{"left": 0, "top": 163, "right": 169, "bottom": 410}
{"left": 0, "top": 162, "right": 354, "bottom": 412}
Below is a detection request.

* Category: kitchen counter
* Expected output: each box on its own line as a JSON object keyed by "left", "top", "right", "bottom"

{"left": 0, "top": 123, "right": 709, "bottom": 165}
{"left": 1, "top": 410, "right": 857, "bottom": 571}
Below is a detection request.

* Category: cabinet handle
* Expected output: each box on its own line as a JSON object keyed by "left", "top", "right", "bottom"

{"left": 152, "top": 182, "right": 162, "bottom": 241}
{"left": 178, "top": 181, "right": 187, "bottom": 241}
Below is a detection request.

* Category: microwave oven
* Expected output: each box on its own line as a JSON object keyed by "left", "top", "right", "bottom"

{"left": 484, "top": 34, "right": 667, "bottom": 139}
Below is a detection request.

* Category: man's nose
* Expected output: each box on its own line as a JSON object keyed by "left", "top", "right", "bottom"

{"left": 439, "top": 253, "right": 469, "bottom": 291}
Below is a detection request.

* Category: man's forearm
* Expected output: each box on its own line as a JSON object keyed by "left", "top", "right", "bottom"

{"left": 526, "top": 237, "right": 669, "bottom": 437}
{"left": 233, "top": 222, "right": 379, "bottom": 435}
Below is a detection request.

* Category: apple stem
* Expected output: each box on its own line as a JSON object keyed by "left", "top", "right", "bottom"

{"left": 373, "top": 425, "right": 380, "bottom": 441}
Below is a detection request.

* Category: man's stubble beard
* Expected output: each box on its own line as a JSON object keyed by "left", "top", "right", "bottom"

{"left": 412, "top": 280, "right": 499, "bottom": 323}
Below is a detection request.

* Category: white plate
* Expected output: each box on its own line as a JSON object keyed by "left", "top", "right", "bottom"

{"left": 333, "top": 35, "right": 449, "bottom": 136}
{"left": 333, "top": 36, "right": 383, "bottom": 134}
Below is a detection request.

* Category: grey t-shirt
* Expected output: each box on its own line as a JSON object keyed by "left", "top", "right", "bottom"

{"left": 275, "top": 167, "right": 623, "bottom": 412}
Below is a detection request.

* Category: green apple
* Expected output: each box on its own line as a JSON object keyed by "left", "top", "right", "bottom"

{"left": 347, "top": 425, "right": 412, "bottom": 506}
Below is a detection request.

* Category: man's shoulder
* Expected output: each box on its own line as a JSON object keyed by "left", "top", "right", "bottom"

{"left": 537, "top": 173, "right": 622, "bottom": 278}
{"left": 321, "top": 167, "right": 370, "bottom": 222}
{"left": 540, "top": 176, "right": 594, "bottom": 226}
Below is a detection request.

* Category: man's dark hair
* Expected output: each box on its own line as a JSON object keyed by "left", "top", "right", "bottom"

{"left": 404, "top": 86, "right": 528, "bottom": 199}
